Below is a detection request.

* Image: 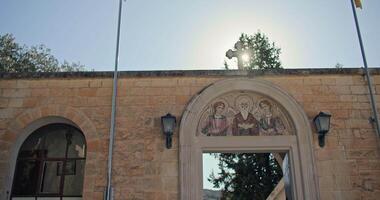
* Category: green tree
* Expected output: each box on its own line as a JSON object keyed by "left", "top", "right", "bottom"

{"left": 0, "top": 33, "right": 86, "bottom": 72}
{"left": 226, "top": 31, "right": 282, "bottom": 70}
{"left": 209, "top": 153, "right": 283, "bottom": 200}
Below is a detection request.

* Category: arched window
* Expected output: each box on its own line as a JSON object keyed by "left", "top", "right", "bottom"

{"left": 11, "top": 123, "right": 86, "bottom": 200}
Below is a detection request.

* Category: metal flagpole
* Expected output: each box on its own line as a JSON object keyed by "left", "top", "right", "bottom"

{"left": 350, "top": 0, "right": 380, "bottom": 137}
{"left": 106, "top": 0, "right": 124, "bottom": 199}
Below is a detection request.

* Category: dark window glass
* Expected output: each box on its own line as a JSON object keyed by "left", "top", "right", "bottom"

{"left": 12, "top": 160, "right": 39, "bottom": 195}
{"left": 67, "top": 133, "right": 86, "bottom": 158}
{"left": 63, "top": 160, "right": 85, "bottom": 195}
{"left": 40, "top": 161, "right": 61, "bottom": 194}
{"left": 43, "top": 130, "right": 67, "bottom": 158}
{"left": 11, "top": 124, "right": 86, "bottom": 199}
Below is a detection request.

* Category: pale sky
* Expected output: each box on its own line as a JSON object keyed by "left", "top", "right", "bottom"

{"left": 1, "top": 0, "right": 379, "bottom": 71}
{"left": 203, "top": 153, "right": 221, "bottom": 190}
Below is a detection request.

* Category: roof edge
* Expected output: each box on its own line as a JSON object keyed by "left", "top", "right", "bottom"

{"left": 0, "top": 68, "right": 377, "bottom": 79}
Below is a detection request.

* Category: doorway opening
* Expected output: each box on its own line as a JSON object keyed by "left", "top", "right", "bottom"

{"left": 203, "top": 152, "right": 291, "bottom": 200}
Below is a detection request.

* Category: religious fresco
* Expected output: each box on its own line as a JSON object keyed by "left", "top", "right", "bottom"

{"left": 198, "top": 91, "right": 294, "bottom": 136}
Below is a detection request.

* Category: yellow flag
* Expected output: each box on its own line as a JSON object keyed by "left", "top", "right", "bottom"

{"left": 355, "top": 0, "right": 362, "bottom": 9}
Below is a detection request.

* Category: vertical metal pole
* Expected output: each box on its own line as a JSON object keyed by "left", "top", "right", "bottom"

{"left": 350, "top": 0, "right": 380, "bottom": 137}
{"left": 106, "top": 0, "right": 124, "bottom": 199}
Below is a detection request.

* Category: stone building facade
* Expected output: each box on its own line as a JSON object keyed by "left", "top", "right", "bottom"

{"left": 0, "top": 69, "right": 379, "bottom": 200}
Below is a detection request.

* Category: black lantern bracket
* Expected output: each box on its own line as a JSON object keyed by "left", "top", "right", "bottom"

{"left": 313, "top": 112, "right": 332, "bottom": 147}
{"left": 161, "top": 113, "right": 177, "bottom": 149}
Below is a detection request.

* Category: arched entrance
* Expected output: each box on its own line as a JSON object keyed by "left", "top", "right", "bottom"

{"left": 179, "top": 78, "right": 319, "bottom": 200}
{"left": 11, "top": 123, "right": 86, "bottom": 200}
{"left": 1, "top": 104, "right": 101, "bottom": 200}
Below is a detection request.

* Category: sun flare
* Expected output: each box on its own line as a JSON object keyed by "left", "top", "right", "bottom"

{"left": 241, "top": 53, "right": 250, "bottom": 62}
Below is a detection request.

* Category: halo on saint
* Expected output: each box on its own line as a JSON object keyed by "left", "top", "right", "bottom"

{"left": 235, "top": 94, "right": 253, "bottom": 112}
{"left": 210, "top": 98, "right": 229, "bottom": 115}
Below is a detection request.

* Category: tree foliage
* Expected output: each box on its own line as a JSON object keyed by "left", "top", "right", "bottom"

{"left": 209, "top": 153, "right": 283, "bottom": 200}
{"left": 226, "top": 31, "right": 282, "bottom": 70}
{"left": 0, "top": 34, "right": 86, "bottom": 73}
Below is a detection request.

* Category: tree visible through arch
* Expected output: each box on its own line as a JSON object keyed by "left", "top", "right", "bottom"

{"left": 208, "top": 152, "right": 283, "bottom": 200}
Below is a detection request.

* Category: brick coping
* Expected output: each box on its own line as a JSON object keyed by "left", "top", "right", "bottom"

{"left": 1, "top": 68, "right": 379, "bottom": 79}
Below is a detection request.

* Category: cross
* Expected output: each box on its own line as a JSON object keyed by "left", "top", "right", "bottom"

{"left": 226, "top": 41, "right": 245, "bottom": 70}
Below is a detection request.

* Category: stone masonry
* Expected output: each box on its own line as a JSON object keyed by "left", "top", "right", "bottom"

{"left": 0, "top": 69, "right": 379, "bottom": 200}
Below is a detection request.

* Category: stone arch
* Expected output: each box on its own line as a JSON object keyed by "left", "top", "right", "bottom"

{"left": 179, "top": 78, "right": 319, "bottom": 200}
{"left": 2, "top": 104, "right": 101, "bottom": 199}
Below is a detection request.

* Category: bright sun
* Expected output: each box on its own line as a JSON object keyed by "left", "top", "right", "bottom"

{"left": 241, "top": 53, "right": 250, "bottom": 62}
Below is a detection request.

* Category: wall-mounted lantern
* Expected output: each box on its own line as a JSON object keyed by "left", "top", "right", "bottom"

{"left": 313, "top": 112, "right": 331, "bottom": 147}
{"left": 161, "top": 113, "right": 177, "bottom": 149}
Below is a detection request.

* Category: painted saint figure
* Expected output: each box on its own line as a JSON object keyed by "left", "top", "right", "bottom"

{"left": 201, "top": 101, "right": 228, "bottom": 136}
{"left": 258, "top": 100, "right": 285, "bottom": 135}
{"left": 232, "top": 95, "right": 259, "bottom": 136}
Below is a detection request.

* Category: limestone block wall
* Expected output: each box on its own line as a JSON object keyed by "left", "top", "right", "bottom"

{"left": 0, "top": 78, "right": 112, "bottom": 200}
{"left": 109, "top": 76, "right": 221, "bottom": 200}
{"left": 0, "top": 69, "right": 379, "bottom": 200}
{"left": 263, "top": 74, "right": 380, "bottom": 200}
